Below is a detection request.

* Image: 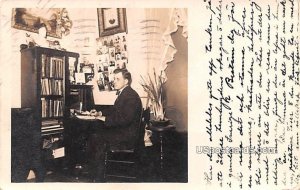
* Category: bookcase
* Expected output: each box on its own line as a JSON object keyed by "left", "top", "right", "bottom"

{"left": 20, "top": 46, "right": 79, "bottom": 162}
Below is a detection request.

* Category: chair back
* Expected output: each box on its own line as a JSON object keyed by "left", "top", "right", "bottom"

{"left": 103, "top": 107, "right": 150, "bottom": 182}
{"left": 134, "top": 108, "right": 150, "bottom": 152}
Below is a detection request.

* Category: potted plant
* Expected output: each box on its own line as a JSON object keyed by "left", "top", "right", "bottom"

{"left": 140, "top": 69, "right": 170, "bottom": 127}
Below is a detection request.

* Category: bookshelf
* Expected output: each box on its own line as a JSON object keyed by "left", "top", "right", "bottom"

{"left": 20, "top": 46, "right": 79, "bottom": 161}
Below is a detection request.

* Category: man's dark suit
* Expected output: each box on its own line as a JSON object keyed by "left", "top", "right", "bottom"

{"left": 88, "top": 85, "right": 142, "bottom": 181}
{"left": 101, "top": 85, "right": 143, "bottom": 147}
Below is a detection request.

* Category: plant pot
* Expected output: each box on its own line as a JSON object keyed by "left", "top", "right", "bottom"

{"left": 150, "top": 119, "right": 170, "bottom": 127}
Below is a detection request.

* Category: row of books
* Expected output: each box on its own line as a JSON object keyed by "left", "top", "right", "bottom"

{"left": 41, "top": 98, "right": 64, "bottom": 118}
{"left": 41, "top": 78, "right": 63, "bottom": 95}
{"left": 41, "top": 54, "right": 64, "bottom": 78}
{"left": 41, "top": 119, "right": 64, "bottom": 136}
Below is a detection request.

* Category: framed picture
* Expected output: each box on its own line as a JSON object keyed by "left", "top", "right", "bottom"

{"left": 97, "top": 8, "right": 127, "bottom": 37}
{"left": 12, "top": 8, "right": 71, "bottom": 38}
{"left": 11, "top": 8, "right": 64, "bottom": 38}
{"left": 108, "top": 47, "right": 116, "bottom": 61}
{"left": 85, "top": 73, "right": 94, "bottom": 83}
{"left": 80, "top": 63, "right": 94, "bottom": 73}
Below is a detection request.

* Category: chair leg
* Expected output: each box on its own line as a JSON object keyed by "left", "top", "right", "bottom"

{"left": 103, "top": 151, "right": 108, "bottom": 182}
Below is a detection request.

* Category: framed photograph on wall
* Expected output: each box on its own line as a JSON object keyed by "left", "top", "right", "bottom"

{"left": 85, "top": 73, "right": 94, "bottom": 83}
{"left": 108, "top": 47, "right": 116, "bottom": 61}
{"left": 97, "top": 8, "right": 127, "bottom": 37}
{"left": 12, "top": 8, "right": 63, "bottom": 38}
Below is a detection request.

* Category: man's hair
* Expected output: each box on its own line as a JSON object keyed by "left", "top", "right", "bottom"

{"left": 114, "top": 68, "right": 132, "bottom": 85}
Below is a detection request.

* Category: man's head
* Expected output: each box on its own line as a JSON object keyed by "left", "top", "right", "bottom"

{"left": 113, "top": 69, "right": 132, "bottom": 90}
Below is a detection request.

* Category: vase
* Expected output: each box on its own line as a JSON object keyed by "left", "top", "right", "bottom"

{"left": 149, "top": 119, "right": 170, "bottom": 127}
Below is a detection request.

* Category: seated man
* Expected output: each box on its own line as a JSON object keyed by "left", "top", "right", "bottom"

{"left": 88, "top": 68, "right": 142, "bottom": 182}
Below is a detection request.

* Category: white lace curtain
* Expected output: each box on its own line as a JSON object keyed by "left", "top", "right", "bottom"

{"left": 126, "top": 8, "right": 187, "bottom": 100}
{"left": 142, "top": 8, "right": 188, "bottom": 80}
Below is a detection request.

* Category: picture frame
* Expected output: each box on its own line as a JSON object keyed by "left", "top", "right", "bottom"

{"left": 97, "top": 8, "right": 127, "bottom": 37}
{"left": 80, "top": 63, "right": 94, "bottom": 73}
{"left": 85, "top": 73, "right": 94, "bottom": 83}
{"left": 11, "top": 8, "right": 63, "bottom": 38}
{"left": 108, "top": 47, "right": 116, "bottom": 61}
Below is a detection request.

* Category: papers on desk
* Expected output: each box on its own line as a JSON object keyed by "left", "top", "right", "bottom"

{"left": 74, "top": 110, "right": 90, "bottom": 115}
{"left": 75, "top": 115, "right": 97, "bottom": 120}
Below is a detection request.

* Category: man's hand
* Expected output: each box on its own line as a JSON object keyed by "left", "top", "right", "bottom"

{"left": 90, "top": 109, "right": 102, "bottom": 117}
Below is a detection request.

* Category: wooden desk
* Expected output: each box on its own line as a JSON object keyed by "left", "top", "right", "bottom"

{"left": 64, "top": 116, "right": 103, "bottom": 174}
{"left": 147, "top": 124, "right": 176, "bottom": 182}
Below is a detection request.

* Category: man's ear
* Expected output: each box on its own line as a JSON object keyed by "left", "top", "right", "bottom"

{"left": 124, "top": 78, "right": 129, "bottom": 85}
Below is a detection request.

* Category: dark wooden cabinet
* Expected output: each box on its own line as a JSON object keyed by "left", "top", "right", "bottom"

{"left": 19, "top": 47, "right": 79, "bottom": 168}
{"left": 68, "top": 84, "right": 94, "bottom": 111}
{"left": 11, "top": 107, "right": 45, "bottom": 182}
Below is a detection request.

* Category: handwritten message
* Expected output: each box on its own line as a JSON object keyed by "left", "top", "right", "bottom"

{"left": 203, "top": 0, "right": 300, "bottom": 188}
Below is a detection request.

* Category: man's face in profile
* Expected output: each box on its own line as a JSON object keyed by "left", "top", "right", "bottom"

{"left": 113, "top": 72, "right": 127, "bottom": 90}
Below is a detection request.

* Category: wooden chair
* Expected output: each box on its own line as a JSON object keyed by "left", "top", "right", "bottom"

{"left": 103, "top": 108, "right": 149, "bottom": 182}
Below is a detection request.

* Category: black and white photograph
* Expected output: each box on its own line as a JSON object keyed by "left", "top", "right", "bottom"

{"left": 96, "top": 45, "right": 108, "bottom": 55}
{"left": 108, "top": 47, "right": 116, "bottom": 61}
{"left": 116, "top": 59, "right": 126, "bottom": 69}
{"left": 5, "top": 5, "right": 188, "bottom": 186}
{"left": 2, "top": 0, "right": 299, "bottom": 190}
{"left": 98, "top": 54, "right": 109, "bottom": 64}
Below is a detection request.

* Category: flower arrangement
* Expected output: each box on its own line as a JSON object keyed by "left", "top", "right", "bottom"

{"left": 140, "top": 69, "right": 167, "bottom": 121}
{"left": 58, "top": 8, "right": 72, "bottom": 36}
